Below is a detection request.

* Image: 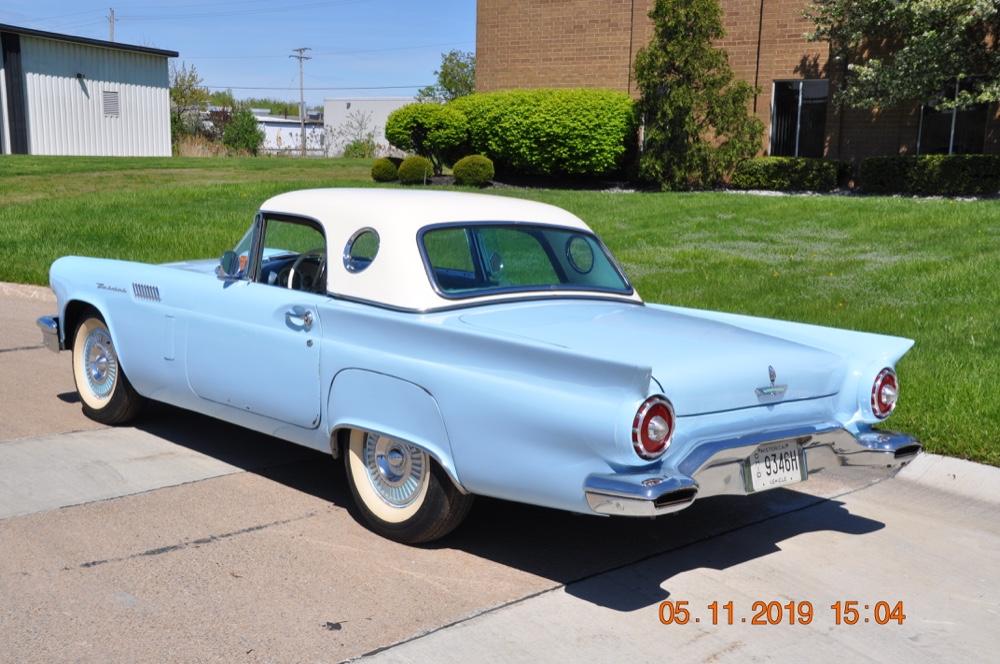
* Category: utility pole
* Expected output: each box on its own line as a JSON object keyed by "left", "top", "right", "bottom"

{"left": 107, "top": 8, "right": 116, "bottom": 41}
{"left": 289, "top": 47, "right": 312, "bottom": 157}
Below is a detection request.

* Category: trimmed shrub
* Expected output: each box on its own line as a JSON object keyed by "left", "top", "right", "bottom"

{"left": 860, "top": 155, "right": 1000, "bottom": 196}
{"left": 222, "top": 107, "right": 264, "bottom": 155}
{"left": 343, "top": 136, "right": 377, "bottom": 159}
{"left": 449, "top": 88, "right": 636, "bottom": 178}
{"left": 729, "top": 157, "right": 838, "bottom": 192}
{"left": 397, "top": 155, "right": 434, "bottom": 184}
{"left": 859, "top": 157, "right": 914, "bottom": 195}
{"left": 452, "top": 154, "right": 495, "bottom": 186}
{"left": 385, "top": 103, "right": 468, "bottom": 174}
{"left": 370, "top": 157, "right": 398, "bottom": 182}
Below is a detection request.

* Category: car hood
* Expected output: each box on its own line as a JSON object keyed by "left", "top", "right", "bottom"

{"left": 161, "top": 258, "right": 219, "bottom": 275}
{"left": 456, "top": 300, "right": 845, "bottom": 416}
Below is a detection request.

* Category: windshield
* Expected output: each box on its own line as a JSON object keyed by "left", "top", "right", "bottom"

{"left": 420, "top": 223, "right": 632, "bottom": 299}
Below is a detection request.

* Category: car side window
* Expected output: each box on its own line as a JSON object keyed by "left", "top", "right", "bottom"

{"left": 229, "top": 225, "right": 255, "bottom": 278}
{"left": 477, "top": 227, "right": 559, "bottom": 287}
{"left": 256, "top": 216, "right": 327, "bottom": 293}
{"left": 344, "top": 228, "right": 380, "bottom": 273}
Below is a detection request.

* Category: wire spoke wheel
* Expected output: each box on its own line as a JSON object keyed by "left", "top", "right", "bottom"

{"left": 362, "top": 432, "right": 428, "bottom": 508}
{"left": 82, "top": 327, "right": 118, "bottom": 401}
{"left": 71, "top": 313, "right": 143, "bottom": 425}
{"left": 344, "top": 428, "right": 474, "bottom": 544}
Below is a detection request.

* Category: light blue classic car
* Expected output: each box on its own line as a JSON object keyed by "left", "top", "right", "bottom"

{"left": 38, "top": 189, "right": 920, "bottom": 543}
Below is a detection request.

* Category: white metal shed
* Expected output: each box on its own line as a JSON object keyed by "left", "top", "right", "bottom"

{"left": 0, "top": 24, "right": 178, "bottom": 156}
{"left": 323, "top": 97, "right": 411, "bottom": 157}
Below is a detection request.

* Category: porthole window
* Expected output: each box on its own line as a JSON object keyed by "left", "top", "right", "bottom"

{"left": 344, "top": 228, "right": 379, "bottom": 273}
{"left": 566, "top": 235, "right": 595, "bottom": 274}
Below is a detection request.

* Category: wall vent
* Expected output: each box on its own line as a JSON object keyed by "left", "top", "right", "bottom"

{"left": 132, "top": 283, "right": 161, "bottom": 302}
{"left": 102, "top": 90, "right": 120, "bottom": 118}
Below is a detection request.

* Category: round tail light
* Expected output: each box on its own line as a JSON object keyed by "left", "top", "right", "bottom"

{"left": 871, "top": 368, "right": 899, "bottom": 419}
{"left": 632, "top": 396, "right": 675, "bottom": 460}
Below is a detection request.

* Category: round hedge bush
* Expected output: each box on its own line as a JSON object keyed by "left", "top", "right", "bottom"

{"left": 452, "top": 155, "right": 495, "bottom": 186}
{"left": 397, "top": 155, "right": 434, "bottom": 184}
{"left": 370, "top": 157, "right": 398, "bottom": 182}
{"left": 385, "top": 103, "right": 468, "bottom": 174}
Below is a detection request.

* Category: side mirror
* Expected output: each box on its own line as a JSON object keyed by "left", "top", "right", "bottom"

{"left": 216, "top": 250, "right": 240, "bottom": 279}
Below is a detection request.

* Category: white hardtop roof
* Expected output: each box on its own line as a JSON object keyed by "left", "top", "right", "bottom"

{"left": 258, "top": 188, "right": 639, "bottom": 311}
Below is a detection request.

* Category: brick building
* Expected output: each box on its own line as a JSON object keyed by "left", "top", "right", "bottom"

{"left": 475, "top": 0, "right": 1000, "bottom": 161}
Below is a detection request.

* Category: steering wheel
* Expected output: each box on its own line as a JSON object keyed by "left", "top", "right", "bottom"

{"left": 287, "top": 247, "right": 327, "bottom": 292}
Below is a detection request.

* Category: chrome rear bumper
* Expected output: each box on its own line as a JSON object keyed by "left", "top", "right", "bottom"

{"left": 584, "top": 426, "right": 920, "bottom": 517}
{"left": 37, "top": 316, "right": 62, "bottom": 352}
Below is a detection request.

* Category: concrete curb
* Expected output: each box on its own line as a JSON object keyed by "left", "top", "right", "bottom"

{"left": 897, "top": 452, "right": 1000, "bottom": 505}
{"left": 0, "top": 281, "right": 54, "bottom": 301}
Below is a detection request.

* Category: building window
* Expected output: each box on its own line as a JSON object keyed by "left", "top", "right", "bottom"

{"left": 770, "top": 80, "right": 829, "bottom": 158}
{"left": 102, "top": 91, "right": 120, "bottom": 118}
{"left": 917, "top": 80, "right": 988, "bottom": 155}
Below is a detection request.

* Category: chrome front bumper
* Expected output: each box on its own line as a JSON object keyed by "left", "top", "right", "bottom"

{"left": 584, "top": 426, "right": 921, "bottom": 517}
{"left": 37, "top": 315, "right": 62, "bottom": 352}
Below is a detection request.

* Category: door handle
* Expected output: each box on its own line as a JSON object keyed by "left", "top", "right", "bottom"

{"left": 286, "top": 309, "right": 313, "bottom": 331}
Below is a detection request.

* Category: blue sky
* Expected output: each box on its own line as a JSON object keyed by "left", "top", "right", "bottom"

{"left": 0, "top": 0, "right": 476, "bottom": 106}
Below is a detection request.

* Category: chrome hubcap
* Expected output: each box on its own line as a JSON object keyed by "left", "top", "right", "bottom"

{"left": 363, "top": 432, "right": 427, "bottom": 507}
{"left": 83, "top": 328, "right": 118, "bottom": 399}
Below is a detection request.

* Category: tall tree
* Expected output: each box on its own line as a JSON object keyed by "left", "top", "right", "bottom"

{"left": 417, "top": 50, "right": 476, "bottom": 102}
{"left": 807, "top": 0, "right": 1000, "bottom": 110}
{"left": 222, "top": 105, "right": 265, "bottom": 156}
{"left": 634, "top": 0, "right": 763, "bottom": 190}
{"left": 169, "top": 62, "right": 209, "bottom": 125}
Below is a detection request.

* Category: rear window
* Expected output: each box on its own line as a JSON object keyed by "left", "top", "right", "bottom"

{"left": 420, "top": 223, "right": 632, "bottom": 298}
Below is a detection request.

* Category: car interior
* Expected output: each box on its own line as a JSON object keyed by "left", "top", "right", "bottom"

{"left": 255, "top": 216, "right": 328, "bottom": 294}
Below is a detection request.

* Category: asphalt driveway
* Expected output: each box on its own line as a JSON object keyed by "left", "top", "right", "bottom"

{"left": 1, "top": 284, "right": 997, "bottom": 663}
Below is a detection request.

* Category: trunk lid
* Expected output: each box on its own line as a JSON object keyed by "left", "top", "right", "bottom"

{"left": 456, "top": 300, "right": 845, "bottom": 416}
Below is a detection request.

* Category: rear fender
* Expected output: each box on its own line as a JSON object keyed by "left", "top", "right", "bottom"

{"left": 654, "top": 303, "right": 915, "bottom": 426}
{"left": 327, "top": 369, "right": 465, "bottom": 491}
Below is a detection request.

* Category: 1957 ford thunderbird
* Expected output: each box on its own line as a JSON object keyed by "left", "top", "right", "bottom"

{"left": 38, "top": 189, "right": 920, "bottom": 543}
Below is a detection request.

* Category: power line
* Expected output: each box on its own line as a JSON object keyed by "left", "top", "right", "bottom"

{"left": 183, "top": 41, "right": 474, "bottom": 61}
{"left": 118, "top": 0, "right": 368, "bottom": 21}
{"left": 204, "top": 84, "right": 429, "bottom": 91}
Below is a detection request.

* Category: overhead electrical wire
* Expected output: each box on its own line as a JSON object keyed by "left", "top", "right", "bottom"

{"left": 183, "top": 41, "right": 473, "bottom": 60}
{"left": 203, "top": 84, "right": 430, "bottom": 91}
{"left": 118, "top": 0, "right": 370, "bottom": 22}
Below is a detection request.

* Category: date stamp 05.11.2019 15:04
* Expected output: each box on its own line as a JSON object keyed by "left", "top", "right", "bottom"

{"left": 658, "top": 600, "right": 907, "bottom": 627}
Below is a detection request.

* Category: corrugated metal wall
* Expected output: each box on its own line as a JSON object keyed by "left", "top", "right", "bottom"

{"left": 20, "top": 36, "right": 171, "bottom": 156}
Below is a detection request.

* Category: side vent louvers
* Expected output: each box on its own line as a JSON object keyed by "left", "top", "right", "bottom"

{"left": 132, "top": 283, "right": 161, "bottom": 302}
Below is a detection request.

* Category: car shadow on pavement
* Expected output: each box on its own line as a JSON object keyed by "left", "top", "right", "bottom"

{"left": 135, "top": 402, "right": 886, "bottom": 612}
{"left": 135, "top": 402, "right": 344, "bottom": 501}
{"left": 444, "top": 492, "right": 884, "bottom": 612}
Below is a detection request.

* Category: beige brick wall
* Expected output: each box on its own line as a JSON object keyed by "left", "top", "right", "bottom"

{"left": 476, "top": 0, "right": 1000, "bottom": 160}
{"left": 476, "top": 0, "right": 636, "bottom": 91}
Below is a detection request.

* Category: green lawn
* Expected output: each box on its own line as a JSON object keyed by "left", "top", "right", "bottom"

{"left": 1, "top": 155, "right": 998, "bottom": 465}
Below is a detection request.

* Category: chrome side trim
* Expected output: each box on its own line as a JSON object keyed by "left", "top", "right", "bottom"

{"left": 36, "top": 315, "right": 62, "bottom": 352}
{"left": 584, "top": 426, "right": 921, "bottom": 517}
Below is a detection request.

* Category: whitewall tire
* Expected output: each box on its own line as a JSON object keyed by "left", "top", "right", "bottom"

{"left": 344, "top": 429, "right": 473, "bottom": 544}
{"left": 71, "top": 313, "right": 143, "bottom": 425}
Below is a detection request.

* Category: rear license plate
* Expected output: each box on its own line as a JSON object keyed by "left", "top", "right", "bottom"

{"left": 745, "top": 439, "right": 806, "bottom": 493}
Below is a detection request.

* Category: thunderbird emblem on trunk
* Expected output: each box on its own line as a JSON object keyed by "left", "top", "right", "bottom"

{"left": 756, "top": 365, "right": 788, "bottom": 399}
